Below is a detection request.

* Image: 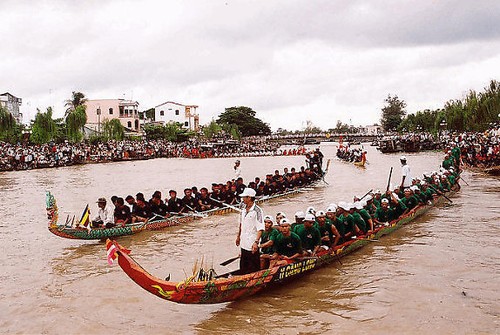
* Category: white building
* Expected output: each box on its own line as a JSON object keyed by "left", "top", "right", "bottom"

{"left": 0, "top": 92, "right": 22, "bottom": 123}
{"left": 358, "top": 124, "right": 382, "bottom": 135}
{"left": 154, "top": 101, "right": 199, "bottom": 131}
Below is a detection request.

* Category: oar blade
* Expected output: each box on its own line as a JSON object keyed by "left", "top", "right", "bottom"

{"left": 220, "top": 256, "right": 240, "bottom": 266}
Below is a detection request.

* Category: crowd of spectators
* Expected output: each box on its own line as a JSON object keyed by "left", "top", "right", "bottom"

{"left": 377, "top": 132, "right": 440, "bottom": 152}
{"left": 443, "top": 127, "right": 500, "bottom": 168}
{"left": 0, "top": 139, "right": 305, "bottom": 172}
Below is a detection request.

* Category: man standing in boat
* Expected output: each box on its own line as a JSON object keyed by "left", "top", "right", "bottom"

{"left": 234, "top": 160, "right": 242, "bottom": 179}
{"left": 400, "top": 156, "right": 412, "bottom": 191}
{"left": 235, "top": 187, "right": 264, "bottom": 275}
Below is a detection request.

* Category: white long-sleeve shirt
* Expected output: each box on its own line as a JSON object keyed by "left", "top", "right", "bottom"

{"left": 93, "top": 206, "right": 114, "bottom": 225}
{"left": 239, "top": 203, "right": 264, "bottom": 251}
{"left": 401, "top": 164, "right": 412, "bottom": 187}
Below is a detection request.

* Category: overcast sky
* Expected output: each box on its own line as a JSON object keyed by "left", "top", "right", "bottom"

{"left": 2, "top": 0, "right": 500, "bottom": 130}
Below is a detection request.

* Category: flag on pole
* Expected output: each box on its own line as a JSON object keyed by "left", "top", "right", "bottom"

{"left": 79, "top": 204, "right": 91, "bottom": 230}
{"left": 106, "top": 239, "right": 130, "bottom": 265}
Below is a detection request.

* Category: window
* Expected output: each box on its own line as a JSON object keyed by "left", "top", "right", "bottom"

{"left": 184, "top": 121, "right": 189, "bottom": 127}
{"left": 109, "top": 108, "right": 113, "bottom": 115}
{"left": 127, "top": 121, "right": 132, "bottom": 128}
{"left": 160, "top": 110, "right": 164, "bottom": 116}
{"left": 175, "top": 110, "right": 179, "bottom": 115}
{"left": 135, "top": 119, "right": 139, "bottom": 129}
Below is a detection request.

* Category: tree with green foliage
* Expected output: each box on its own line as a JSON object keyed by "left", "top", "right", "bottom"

{"left": 102, "top": 118, "right": 124, "bottom": 141}
{"left": 380, "top": 94, "right": 407, "bottom": 131}
{"left": 216, "top": 106, "right": 271, "bottom": 136}
{"left": 65, "top": 105, "right": 87, "bottom": 143}
{"left": 64, "top": 91, "right": 88, "bottom": 117}
{"left": 143, "top": 124, "right": 165, "bottom": 140}
{"left": 30, "top": 107, "right": 58, "bottom": 144}
{"left": 203, "top": 120, "right": 223, "bottom": 139}
{"left": 141, "top": 108, "right": 155, "bottom": 121}
{"left": 399, "top": 79, "right": 500, "bottom": 133}
{"left": 143, "top": 122, "right": 194, "bottom": 142}
{"left": 221, "top": 122, "right": 241, "bottom": 140}
{"left": 0, "top": 105, "right": 23, "bottom": 143}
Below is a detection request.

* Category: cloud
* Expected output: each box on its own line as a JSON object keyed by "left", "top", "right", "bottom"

{"left": 1, "top": 0, "right": 499, "bottom": 129}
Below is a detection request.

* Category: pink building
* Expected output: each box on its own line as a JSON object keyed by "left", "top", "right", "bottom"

{"left": 85, "top": 99, "right": 140, "bottom": 132}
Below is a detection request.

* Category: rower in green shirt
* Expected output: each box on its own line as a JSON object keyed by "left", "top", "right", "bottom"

{"left": 357, "top": 202, "right": 374, "bottom": 233}
{"left": 294, "top": 213, "right": 322, "bottom": 255}
{"left": 324, "top": 205, "right": 342, "bottom": 247}
{"left": 401, "top": 187, "right": 419, "bottom": 211}
{"left": 271, "top": 219, "right": 303, "bottom": 267}
{"left": 352, "top": 203, "right": 368, "bottom": 234}
{"left": 259, "top": 215, "right": 280, "bottom": 269}
{"left": 374, "top": 198, "right": 394, "bottom": 226}
{"left": 337, "top": 202, "right": 358, "bottom": 241}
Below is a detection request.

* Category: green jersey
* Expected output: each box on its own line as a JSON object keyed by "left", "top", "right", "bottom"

{"left": 352, "top": 212, "right": 368, "bottom": 233}
{"left": 401, "top": 195, "right": 419, "bottom": 210}
{"left": 337, "top": 214, "right": 355, "bottom": 237}
{"left": 260, "top": 228, "right": 279, "bottom": 254}
{"left": 294, "top": 224, "right": 321, "bottom": 251}
{"left": 375, "top": 207, "right": 394, "bottom": 223}
{"left": 314, "top": 221, "right": 333, "bottom": 244}
{"left": 274, "top": 232, "right": 302, "bottom": 257}
{"left": 442, "top": 158, "right": 453, "bottom": 170}
{"left": 391, "top": 200, "right": 407, "bottom": 217}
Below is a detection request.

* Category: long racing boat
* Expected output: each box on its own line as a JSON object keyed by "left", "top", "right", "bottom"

{"left": 46, "top": 186, "right": 316, "bottom": 240}
{"left": 105, "top": 183, "right": 459, "bottom": 304}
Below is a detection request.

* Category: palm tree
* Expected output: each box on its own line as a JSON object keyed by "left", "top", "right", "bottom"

{"left": 64, "top": 91, "right": 88, "bottom": 117}
{"left": 0, "top": 105, "right": 15, "bottom": 132}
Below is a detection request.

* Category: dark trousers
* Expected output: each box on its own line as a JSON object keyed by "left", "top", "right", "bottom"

{"left": 239, "top": 248, "right": 260, "bottom": 275}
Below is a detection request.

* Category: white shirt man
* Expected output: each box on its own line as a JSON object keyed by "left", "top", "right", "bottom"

{"left": 236, "top": 187, "right": 264, "bottom": 274}
{"left": 234, "top": 160, "right": 242, "bottom": 179}
{"left": 92, "top": 198, "right": 114, "bottom": 228}
{"left": 400, "top": 156, "right": 412, "bottom": 188}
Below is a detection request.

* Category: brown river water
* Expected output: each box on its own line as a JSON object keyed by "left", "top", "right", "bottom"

{"left": 0, "top": 144, "right": 498, "bottom": 334}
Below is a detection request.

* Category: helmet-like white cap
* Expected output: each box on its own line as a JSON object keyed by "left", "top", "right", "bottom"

{"left": 294, "top": 211, "right": 305, "bottom": 219}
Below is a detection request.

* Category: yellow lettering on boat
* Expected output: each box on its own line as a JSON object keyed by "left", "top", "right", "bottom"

{"left": 277, "top": 259, "right": 317, "bottom": 280}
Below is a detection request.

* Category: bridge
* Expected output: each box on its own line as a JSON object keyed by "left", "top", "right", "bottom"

{"left": 264, "top": 133, "right": 381, "bottom": 145}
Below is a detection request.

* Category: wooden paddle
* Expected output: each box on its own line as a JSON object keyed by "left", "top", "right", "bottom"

{"left": 220, "top": 255, "right": 240, "bottom": 266}
{"left": 359, "top": 189, "right": 373, "bottom": 201}
{"left": 428, "top": 184, "right": 453, "bottom": 203}
{"left": 386, "top": 167, "right": 393, "bottom": 192}
{"left": 457, "top": 174, "right": 469, "bottom": 186}
{"left": 209, "top": 197, "right": 242, "bottom": 212}
{"left": 185, "top": 205, "right": 208, "bottom": 218}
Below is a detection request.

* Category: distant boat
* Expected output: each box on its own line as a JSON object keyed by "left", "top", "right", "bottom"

{"left": 304, "top": 138, "right": 320, "bottom": 145}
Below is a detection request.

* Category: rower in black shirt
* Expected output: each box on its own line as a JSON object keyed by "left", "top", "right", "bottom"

{"left": 180, "top": 188, "right": 197, "bottom": 213}
{"left": 133, "top": 195, "right": 152, "bottom": 222}
{"left": 167, "top": 190, "right": 183, "bottom": 213}
{"left": 149, "top": 191, "right": 168, "bottom": 218}
{"left": 235, "top": 177, "right": 246, "bottom": 195}
{"left": 225, "top": 184, "right": 238, "bottom": 205}
{"left": 191, "top": 186, "right": 201, "bottom": 201}
{"left": 198, "top": 187, "right": 215, "bottom": 211}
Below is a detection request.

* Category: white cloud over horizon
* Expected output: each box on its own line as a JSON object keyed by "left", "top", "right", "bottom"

{"left": 1, "top": 0, "right": 499, "bottom": 130}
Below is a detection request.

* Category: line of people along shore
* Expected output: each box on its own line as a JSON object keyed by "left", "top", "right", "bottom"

{"left": 441, "top": 127, "right": 500, "bottom": 168}
{"left": 89, "top": 149, "right": 326, "bottom": 229}
{"left": 0, "top": 139, "right": 306, "bottom": 172}
{"left": 234, "top": 148, "right": 461, "bottom": 274}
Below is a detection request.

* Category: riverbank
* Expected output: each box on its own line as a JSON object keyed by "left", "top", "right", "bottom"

{"left": 0, "top": 139, "right": 305, "bottom": 172}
